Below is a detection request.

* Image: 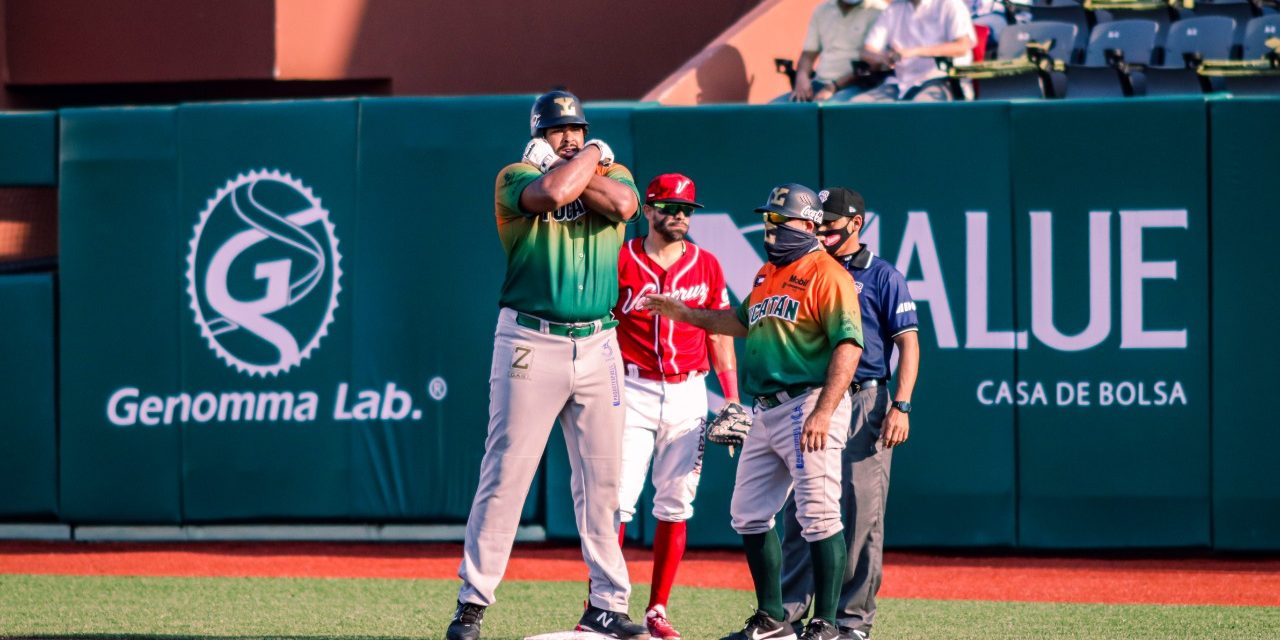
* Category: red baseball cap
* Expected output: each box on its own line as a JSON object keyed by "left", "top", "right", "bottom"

{"left": 645, "top": 173, "right": 703, "bottom": 208}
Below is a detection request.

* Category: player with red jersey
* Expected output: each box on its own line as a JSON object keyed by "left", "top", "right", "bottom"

{"left": 613, "top": 173, "right": 740, "bottom": 639}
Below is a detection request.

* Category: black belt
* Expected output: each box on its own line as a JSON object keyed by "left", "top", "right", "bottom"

{"left": 852, "top": 378, "right": 888, "bottom": 393}
{"left": 754, "top": 384, "right": 816, "bottom": 410}
{"left": 515, "top": 311, "right": 617, "bottom": 338}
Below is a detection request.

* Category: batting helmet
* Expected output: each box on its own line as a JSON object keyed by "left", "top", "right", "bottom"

{"left": 755, "top": 183, "right": 824, "bottom": 224}
{"left": 530, "top": 90, "right": 589, "bottom": 137}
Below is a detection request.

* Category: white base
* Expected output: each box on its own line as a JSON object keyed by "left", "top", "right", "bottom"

{"left": 524, "top": 632, "right": 619, "bottom": 640}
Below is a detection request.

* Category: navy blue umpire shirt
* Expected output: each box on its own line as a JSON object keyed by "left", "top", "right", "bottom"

{"left": 837, "top": 245, "right": 919, "bottom": 382}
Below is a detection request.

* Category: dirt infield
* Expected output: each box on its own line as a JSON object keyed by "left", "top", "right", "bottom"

{"left": 1, "top": 541, "right": 1276, "bottom": 607}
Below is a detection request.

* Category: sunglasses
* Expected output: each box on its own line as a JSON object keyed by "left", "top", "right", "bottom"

{"left": 653, "top": 203, "right": 695, "bottom": 217}
{"left": 762, "top": 211, "right": 792, "bottom": 225}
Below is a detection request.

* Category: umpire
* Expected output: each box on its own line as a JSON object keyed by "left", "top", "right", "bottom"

{"left": 778, "top": 188, "right": 919, "bottom": 640}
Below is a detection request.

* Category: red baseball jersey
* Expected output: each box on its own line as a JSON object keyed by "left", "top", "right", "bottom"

{"left": 614, "top": 238, "right": 731, "bottom": 377}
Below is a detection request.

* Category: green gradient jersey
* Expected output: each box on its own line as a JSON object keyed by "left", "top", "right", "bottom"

{"left": 494, "top": 162, "right": 641, "bottom": 323}
{"left": 735, "top": 250, "right": 864, "bottom": 398}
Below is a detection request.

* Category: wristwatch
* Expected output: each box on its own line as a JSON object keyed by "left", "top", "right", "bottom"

{"left": 891, "top": 400, "right": 912, "bottom": 414}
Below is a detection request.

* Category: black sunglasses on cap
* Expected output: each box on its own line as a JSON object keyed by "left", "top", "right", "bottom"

{"left": 653, "top": 203, "right": 696, "bottom": 217}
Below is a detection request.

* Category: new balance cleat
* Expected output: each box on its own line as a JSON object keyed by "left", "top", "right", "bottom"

{"left": 445, "top": 601, "right": 485, "bottom": 640}
{"left": 576, "top": 605, "right": 651, "bottom": 640}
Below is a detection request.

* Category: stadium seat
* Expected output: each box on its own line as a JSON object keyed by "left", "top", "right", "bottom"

{"left": 1243, "top": 14, "right": 1280, "bottom": 58}
{"left": 1197, "top": 16, "right": 1280, "bottom": 94}
{"left": 952, "top": 40, "right": 1065, "bottom": 99}
{"left": 1084, "top": 19, "right": 1161, "bottom": 64}
{"left": 1065, "top": 19, "right": 1160, "bottom": 96}
{"left": 1142, "top": 16, "right": 1235, "bottom": 94}
{"left": 1027, "top": 2, "right": 1093, "bottom": 60}
{"left": 1187, "top": 0, "right": 1259, "bottom": 48}
{"left": 1095, "top": 0, "right": 1172, "bottom": 38}
{"left": 999, "top": 21, "right": 1081, "bottom": 61}
{"left": 1161, "top": 15, "right": 1236, "bottom": 62}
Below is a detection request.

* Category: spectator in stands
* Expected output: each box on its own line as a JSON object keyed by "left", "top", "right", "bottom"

{"left": 853, "top": 0, "right": 977, "bottom": 102}
{"left": 776, "top": 0, "right": 888, "bottom": 102}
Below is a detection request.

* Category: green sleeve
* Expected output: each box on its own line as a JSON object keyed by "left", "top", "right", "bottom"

{"left": 736, "top": 296, "right": 751, "bottom": 328}
{"left": 495, "top": 163, "right": 542, "bottom": 219}
{"left": 604, "top": 164, "right": 643, "bottom": 222}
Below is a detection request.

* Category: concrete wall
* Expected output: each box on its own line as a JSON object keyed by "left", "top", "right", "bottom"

{"left": 1, "top": 0, "right": 760, "bottom": 108}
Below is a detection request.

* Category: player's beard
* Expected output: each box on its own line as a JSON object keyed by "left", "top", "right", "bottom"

{"left": 654, "top": 221, "right": 687, "bottom": 243}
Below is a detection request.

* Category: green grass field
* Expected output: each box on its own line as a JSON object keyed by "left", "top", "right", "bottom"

{"left": 2, "top": 575, "right": 1276, "bottom": 639}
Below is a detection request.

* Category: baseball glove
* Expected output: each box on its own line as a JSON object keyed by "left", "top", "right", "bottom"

{"left": 706, "top": 401, "right": 753, "bottom": 456}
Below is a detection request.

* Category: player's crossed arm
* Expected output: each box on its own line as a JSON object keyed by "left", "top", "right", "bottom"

{"left": 580, "top": 168, "right": 639, "bottom": 223}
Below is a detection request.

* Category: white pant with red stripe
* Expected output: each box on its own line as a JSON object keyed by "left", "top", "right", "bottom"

{"left": 618, "top": 371, "right": 709, "bottom": 524}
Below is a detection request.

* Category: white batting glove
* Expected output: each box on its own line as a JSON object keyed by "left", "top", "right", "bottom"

{"left": 583, "top": 139, "right": 614, "bottom": 166}
{"left": 523, "top": 137, "right": 559, "bottom": 173}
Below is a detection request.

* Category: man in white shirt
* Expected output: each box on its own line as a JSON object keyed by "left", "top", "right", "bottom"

{"left": 779, "top": 0, "right": 887, "bottom": 103}
{"left": 853, "top": 0, "right": 976, "bottom": 102}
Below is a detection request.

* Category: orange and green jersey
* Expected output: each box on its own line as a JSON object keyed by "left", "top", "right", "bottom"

{"left": 735, "top": 250, "right": 864, "bottom": 398}
{"left": 494, "top": 162, "right": 641, "bottom": 323}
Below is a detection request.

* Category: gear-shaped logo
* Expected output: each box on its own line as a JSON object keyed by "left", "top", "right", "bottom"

{"left": 186, "top": 169, "right": 342, "bottom": 377}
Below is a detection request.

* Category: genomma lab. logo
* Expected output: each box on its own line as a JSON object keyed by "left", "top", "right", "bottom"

{"left": 186, "top": 170, "right": 342, "bottom": 377}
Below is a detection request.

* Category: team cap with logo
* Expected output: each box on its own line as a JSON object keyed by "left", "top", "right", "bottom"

{"left": 755, "top": 182, "right": 824, "bottom": 224}
{"left": 645, "top": 173, "right": 703, "bottom": 208}
{"left": 818, "top": 187, "right": 866, "bottom": 222}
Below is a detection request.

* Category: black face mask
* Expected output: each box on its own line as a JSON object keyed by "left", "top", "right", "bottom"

{"left": 818, "top": 218, "right": 858, "bottom": 255}
{"left": 764, "top": 223, "right": 821, "bottom": 266}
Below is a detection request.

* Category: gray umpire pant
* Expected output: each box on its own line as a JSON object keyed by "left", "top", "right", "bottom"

{"left": 458, "top": 308, "right": 631, "bottom": 613}
{"left": 779, "top": 385, "right": 892, "bottom": 634}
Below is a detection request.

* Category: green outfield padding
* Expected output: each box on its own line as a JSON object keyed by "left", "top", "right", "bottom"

{"left": 0, "top": 274, "right": 57, "bottom": 518}
{"left": 821, "top": 101, "right": 1018, "bottom": 546}
{"left": 47, "top": 95, "right": 1280, "bottom": 548}
{"left": 59, "top": 108, "right": 183, "bottom": 523}
{"left": 1010, "top": 98, "right": 1211, "bottom": 548}
{"left": 175, "top": 100, "right": 360, "bottom": 521}
{"left": 353, "top": 95, "right": 540, "bottom": 523}
{"left": 1210, "top": 97, "right": 1280, "bottom": 551}
{"left": 0, "top": 112, "right": 57, "bottom": 185}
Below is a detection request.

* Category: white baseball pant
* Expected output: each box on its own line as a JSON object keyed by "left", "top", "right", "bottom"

{"left": 458, "top": 307, "right": 631, "bottom": 612}
{"left": 617, "top": 371, "right": 708, "bottom": 525}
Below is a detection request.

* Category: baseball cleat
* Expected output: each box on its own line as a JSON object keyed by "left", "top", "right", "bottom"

{"left": 719, "top": 610, "right": 797, "bottom": 640}
{"left": 840, "top": 628, "right": 870, "bottom": 640}
{"left": 445, "top": 600, "right": 486, "bottom": 640}
{"left": 645, "top": 605, "right": 682, "bottom": 639}
{"left": 576, "top": 605, "right": 651, "bottom": 640}
{"left": 798, "top": 618, "right": 839, "bottom": 640}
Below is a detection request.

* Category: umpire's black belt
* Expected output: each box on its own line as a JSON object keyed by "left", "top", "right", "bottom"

{"left": 754, "top": 384, "right": 816, "bottom": 410}
{"left": 516, "top": 311, "right": 617, "bottom": 339}
{"left": 852, "top": 378, "right": 889, "bottom": 393}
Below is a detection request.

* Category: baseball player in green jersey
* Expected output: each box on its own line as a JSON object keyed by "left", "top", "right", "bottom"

{"left": 447, "top": 90, "right": 648, "bottom": 640}
{"left": 641, "top": 183, "right": 864, "bottom": 640}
